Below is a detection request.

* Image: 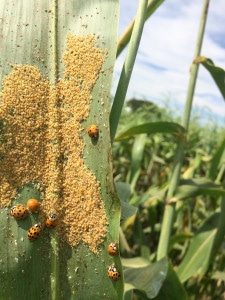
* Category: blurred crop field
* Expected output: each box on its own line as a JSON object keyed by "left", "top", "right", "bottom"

{"left": 113, "top": 98, "right": 225, "bottom": 299}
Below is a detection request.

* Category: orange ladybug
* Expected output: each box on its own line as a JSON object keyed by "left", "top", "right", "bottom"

{"left": 107, "top": 242, "right": 118, "bottom": 256}
{"left": 87, "top": 124, "right": 99, "bottom": 138}
{"left": 10, "top": 204, "right": 28, "bottom": 220}
{"left": 107, "top": 264, "right": 120, "bottom": 281}
{"left": 27, "top": 198, "right": 41, "bottom": 213}
{"left": 45, "top": 213, "right": 57, "bottom": 228}
{"left": 27, "top": 223, "right": 42, "bottom": 241}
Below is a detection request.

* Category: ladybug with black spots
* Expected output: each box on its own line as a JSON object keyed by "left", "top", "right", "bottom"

{"left": 27, "top": 223, "right": 42, "bottom": 241}
{"left": 87, "top": 124, "right": 99, "bottom": 139}
{"left": 45, "top": 213, "right": 57, "bottom": 228}
{"left": 107, "top": 242, "right": 118, "bottom": 256}
{"left": 10, "top": 204, "right": 28, "bottom": 220}
{"left": 107, "top": 264, "right": 120, "bottom": 281}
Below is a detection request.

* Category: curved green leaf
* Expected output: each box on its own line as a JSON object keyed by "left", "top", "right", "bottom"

{"left": 123, "top": 257, "right": 168, "bottom": 299}
{"left": 115, "top": 122, "right": 186, "bottom": 141}
{"left": 115, "top": 182, "right": 137, "bottom": 219}
{"left": 120, "top": 198, "right": 138, "bottom": 220}
{"left": 153, "top": 262, "right": 188, "bottom": 300}
{"left": 175, "top": 178, "right": 225, "bottom": 200}
{"left": 129, "top": 185, "right": 167, "bottom": 206}
{"left": 177, "top": 212, "right": 219, "bottom": 283}
{"left": 115, "top": 182, "right": 131, "bottom": 203}
{"left": 194, "top": 56, "right": 225, "bottom": 100}
{"left": 122, "top": 256, "right": 151, "bottom": 268}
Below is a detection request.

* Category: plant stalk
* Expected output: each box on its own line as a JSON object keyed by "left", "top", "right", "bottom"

{"left": 116, "top": 0, "right": 165, "bottom": 58}
{"left": 110, "top": 0, "right": 148, "bottom": 142}
{"left": 157, "top": 0, "right": 211, "bottom": 260}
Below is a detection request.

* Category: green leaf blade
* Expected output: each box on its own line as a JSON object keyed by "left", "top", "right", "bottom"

{"left": 177, "top": 213, "right": 219, "bottom": 283}
{"left": 175, "top": 178, "right": 225, "bottom": 200}
{"left": 194, "top": 56, "right": 225, "bottom": 100}
{"left": 115, "top": 122, "right": 186, "bottom": 141}
{"left": 123, "top": 257, "right": 168, "bottom": 299}
{"left": 0, "top": 1, "right": 122, "bottom": 299}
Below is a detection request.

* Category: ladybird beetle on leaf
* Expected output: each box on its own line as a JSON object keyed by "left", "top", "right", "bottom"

{"left": 27, "top": 198, "right": 41, "bottom": 213}
{"left": 107, "top": 242, "right": 118, "bottom": 256}
{"left": 27, "top": 223, "right": 42, "bottom": 241}
{"left": 45, "top": 213, "right": 57, "bottom": 228}
{"left": 107, "top": 264, "right": 120, "bottom": 281}
{"left": 87, "top": 124, "right": 99, "bottom": 139}
{"left": 10, "top": 204, "right": 28, "bottom": 220}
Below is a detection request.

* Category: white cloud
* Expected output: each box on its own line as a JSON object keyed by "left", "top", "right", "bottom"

{"left": 112, "top": 0, "right": 225, "bottom": 123}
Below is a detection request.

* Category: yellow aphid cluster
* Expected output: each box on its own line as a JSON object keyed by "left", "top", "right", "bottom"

{"left": 0, "top": 33, "right": 108, "bottom": 254}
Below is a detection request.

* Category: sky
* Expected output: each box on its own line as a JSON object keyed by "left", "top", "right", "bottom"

{"left": 113, "top": 0, "right": 225, "bottom": 124}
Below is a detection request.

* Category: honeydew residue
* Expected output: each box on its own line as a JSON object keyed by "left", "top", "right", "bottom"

{"left": 0, "top": 33, "right": 108, "bottom": 254}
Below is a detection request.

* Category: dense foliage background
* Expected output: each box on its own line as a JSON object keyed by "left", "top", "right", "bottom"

{"left": 113, "top": 99, "right": 225, "bottom": 299}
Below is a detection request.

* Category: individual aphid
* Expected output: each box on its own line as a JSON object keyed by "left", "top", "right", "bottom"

{"left": 45, "top": 213, "right": 57, "bottom": 228}
{"left": 87, "top": 124, "right": 99, "bottom": 139}
{"left": 107, "top": 242, "right": 118, "bottom": 256}
{"left": 27, "top": 223, "right": 42, "bottom": 241}
{"left": 10, "top": 204, "right": 28, "bottom": 220}
{"left": 26, "top": 198, "right": 41, "bottom": 213}
{"left": 107, "top": 264, "right": 120, "bottom": 281}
